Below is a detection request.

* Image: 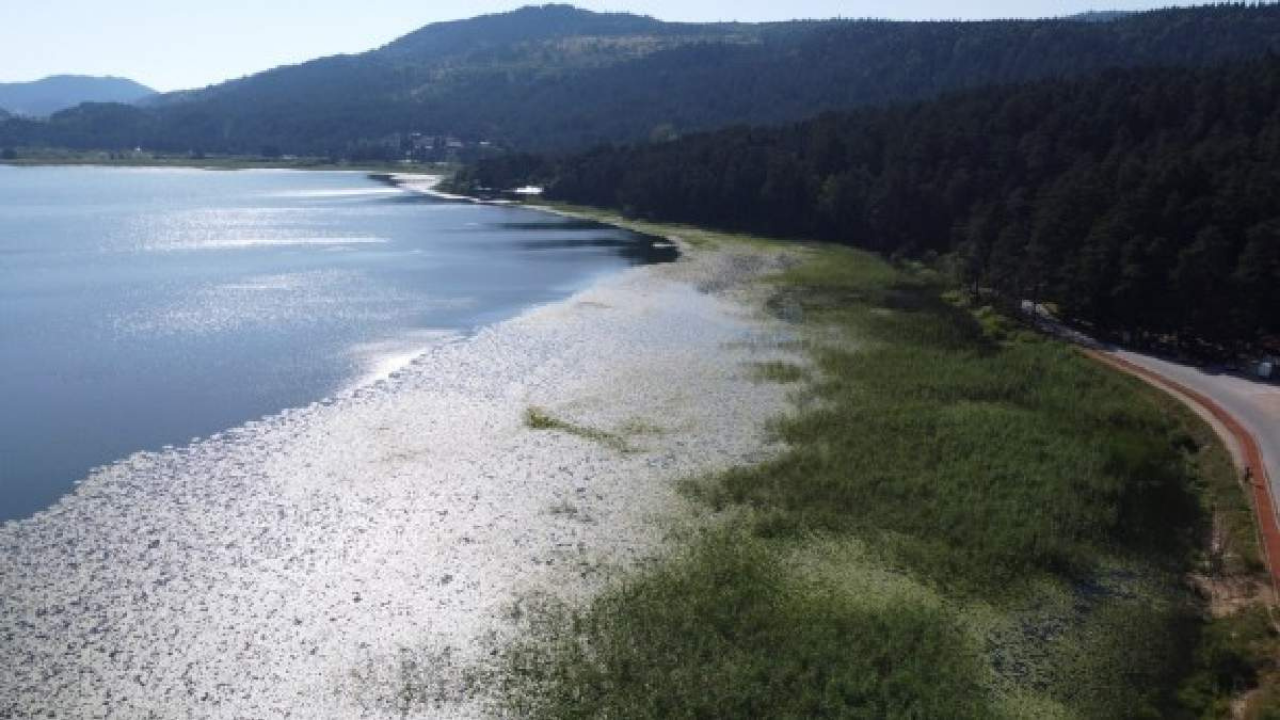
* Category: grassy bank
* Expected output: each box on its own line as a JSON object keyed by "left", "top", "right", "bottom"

{"left": 485, "top": 214, "right": 1276, "bottom": 718}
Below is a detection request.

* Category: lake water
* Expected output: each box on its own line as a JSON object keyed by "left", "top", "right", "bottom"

{"left": 0, "top": 166, "right": 674, "bottom": 522}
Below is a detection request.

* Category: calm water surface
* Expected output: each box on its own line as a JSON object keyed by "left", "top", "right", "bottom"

{"left": 0, "top": 166, "right": 674, "bottom": 521}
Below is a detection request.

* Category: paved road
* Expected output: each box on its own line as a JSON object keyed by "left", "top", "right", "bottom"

{"left": 1107, "top": 349, "right": 1280, "bottom": 504}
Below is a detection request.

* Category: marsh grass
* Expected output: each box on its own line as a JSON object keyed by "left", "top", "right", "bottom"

{"left": 1166, "top": 390, "right": 1267, "bottom": 574}
{"left": 616, "top": 417, "right": 667, "bottom": 436}
{"left": 702, "top": 248, "right": 1204, "bottom": 592}
{"left": 750, "top": 360, "right": 809, "bottom": 384}
{"left": 499, "top": 531, "right": 994, "bottom": 719}
{"left": 1177, "top": 605, "right": 1280, "bottom": 716}
{"left": 489, "top": 233, "right": 1266, "bottom": 718}
{"left": 524, "top": 407, "right": 633, "bottom": 453}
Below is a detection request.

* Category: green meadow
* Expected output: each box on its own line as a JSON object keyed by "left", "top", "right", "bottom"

{"left": 504, "top": 216, "right": 1278, "bottom": 718}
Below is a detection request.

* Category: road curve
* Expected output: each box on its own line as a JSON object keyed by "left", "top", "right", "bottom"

{"left": 1107, "top": 350, "right": 1280, "bottom": 495}
{"left": 1089, "top": 348, "right": 1280, "bottom": 587}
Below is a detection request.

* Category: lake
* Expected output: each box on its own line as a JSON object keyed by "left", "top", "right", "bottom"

{"left": 0, "top": 166, "right": 674, "bottom": 522}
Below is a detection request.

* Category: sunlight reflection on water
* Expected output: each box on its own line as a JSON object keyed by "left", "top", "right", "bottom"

{"left": 0, "top": 166, "right": 674, "bottom": 520}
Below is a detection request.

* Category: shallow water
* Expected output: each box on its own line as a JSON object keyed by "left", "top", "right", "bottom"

{"left": 0, "top": 166, "right": 674, "bottom": 521}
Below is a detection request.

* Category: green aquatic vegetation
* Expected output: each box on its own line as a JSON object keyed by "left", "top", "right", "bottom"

{"left": 524, "top": 407, "right": 632, "bottom": 453}
{"left": 698, "top": 245, "right": 1204, "bottom": 592}
{"left": 749, "top": 360, "right": 809, "bottom": 384}
{"left": 498, "top": 532, "right": 993, "bottom": 720}
{"left": 490, "top": 230, "right": 1260, "bottom": 719}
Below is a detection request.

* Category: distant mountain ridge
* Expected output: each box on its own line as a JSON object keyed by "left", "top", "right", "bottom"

{"left": 376, "top": 4, "right": 721, "bottom": 60}
{"left": 3, "top": 4, "right": 1280, "bottom": 155}
{"left": 0, "top": 75, "right": 154, "bottom": 117}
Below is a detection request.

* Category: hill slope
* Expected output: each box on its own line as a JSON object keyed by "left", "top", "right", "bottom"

{"left": 0, "top": 75, "right": 154, "bottom": 117}
{"left": 4, "top": 4, "right": 1280, "bottom": 154}
{"left": 459, "top": 55, "right": 1280, "bottom": 349}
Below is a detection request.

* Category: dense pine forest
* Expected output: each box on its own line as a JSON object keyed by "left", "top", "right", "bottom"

{"left": 3, "top": 4, "right": 1280, "bottom": 155}
{"left": 4, "top": 4, "right": 1278, "bottom": 348}
{"left": 456, "top": 55, "right": 1280, "bottom": 352}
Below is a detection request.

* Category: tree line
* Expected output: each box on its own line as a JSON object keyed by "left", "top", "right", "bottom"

{"left": 455, "top": 55, "right": 1280, "bottom": 352}
{"left": 4, "top": 4, "right": 1280, "bottom": 156}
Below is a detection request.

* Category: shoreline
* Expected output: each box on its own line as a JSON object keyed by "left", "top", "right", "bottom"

{"left": 4, "top": 184, "right": 1270, "bottom": 715}
{"left": 0, "top": 156, "right": 445, "bottom": 174}
{"left": 0, "top": 210, "right": 800, "bottom": 717}
{"left": 0, "top": 167, "right": 681, "bottom": 525}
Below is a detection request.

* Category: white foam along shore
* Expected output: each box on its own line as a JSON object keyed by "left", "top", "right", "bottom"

{"left": 382, "top": 173, "right": 528, "bottom": 206}
{"left": 0, "top": 204, "right": 800, "bottom": 718}
{"left": 388, "top": 173, "right": 474, "bottom": 201}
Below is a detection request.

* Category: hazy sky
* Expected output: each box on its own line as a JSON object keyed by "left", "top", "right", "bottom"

{"left": 3, "top": 1, "right": 1212, "bottom": 92}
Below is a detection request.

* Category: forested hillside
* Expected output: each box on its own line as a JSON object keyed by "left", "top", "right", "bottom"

{"left": 0, "top": 76, "right": 154, "bottom": 117}
{"left": 4, "top": 4, "right": 1280, "bottom": 155}
{"left": 458, "top": 55, "right": 1280, "bottom": 350}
